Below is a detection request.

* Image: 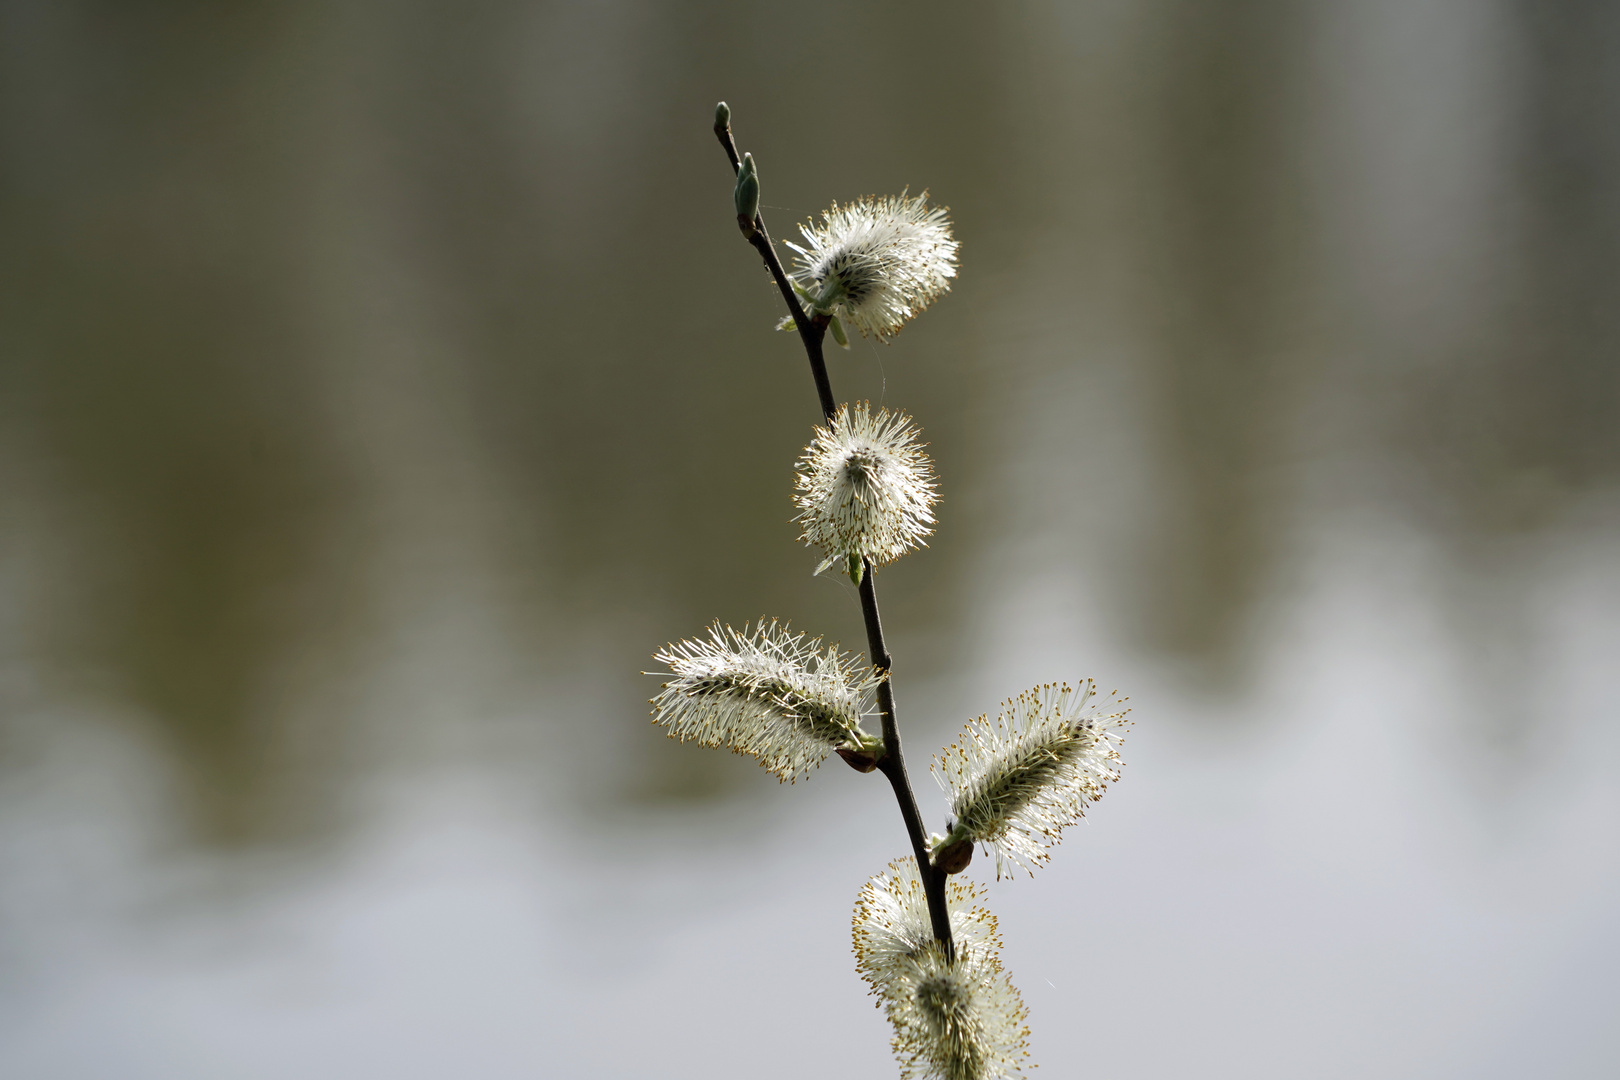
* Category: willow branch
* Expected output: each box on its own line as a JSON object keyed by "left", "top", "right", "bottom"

{"left": 714, "top": 106, "right": 954, "bottom": 961}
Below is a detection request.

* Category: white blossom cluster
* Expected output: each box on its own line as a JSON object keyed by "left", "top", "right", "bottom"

{"left": 787, "top": 191, "right": 958, "bottom": 342}
{"left": 795, "top": 402, "right": 937, "bottom": 574}
{"left": 933, "top": 682, "right": 1130, "bottom": 878}
{"left": 649, "top": 620, "right": 880, "bottom": 782}
{"left": 853, "top": 858, "right": 1030, "bottom": 1080}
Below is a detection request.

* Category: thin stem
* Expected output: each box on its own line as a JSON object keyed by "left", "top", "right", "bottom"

{"left": 715, "top": 108, "right": 954, "bottom": 962}
{"left": 861, "top": 561, "right": 956, "bottom": 961}
{"left": 713, "top": 120, "right": 837, "bottom": 420}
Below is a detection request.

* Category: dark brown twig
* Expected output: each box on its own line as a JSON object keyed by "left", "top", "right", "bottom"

{"left": 860, "top": 560, "right": 956, "bottom": 957}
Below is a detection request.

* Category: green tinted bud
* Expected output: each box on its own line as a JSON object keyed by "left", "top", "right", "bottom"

{"left": 713, "top": 101, "right": 731, "bottom": 133}
{"left": 734, "top": 152, "right": 760, "bottom": 231}
{"left": 828, "top": 313, "right": 849, "bottom": 349}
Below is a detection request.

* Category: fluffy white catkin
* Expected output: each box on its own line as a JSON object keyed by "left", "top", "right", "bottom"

{"left": 795, "top": 402, "right": 937, "bottom": 573}
{"left": 649, "top": 619, "right": 880, "bottom": 782}
{"left": 933, "top": 681, "right": 1130, "bottom": 877}
{"left": 786, "top": 191, "right": 958, "bottom": 342}
{"left": 854, "top": 858, "right": 1030, "bottom": 1080}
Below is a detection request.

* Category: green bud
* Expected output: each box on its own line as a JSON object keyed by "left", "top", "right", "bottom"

{"left": 828, "top": 314, "right": 849, "bottom": 349}
{"left": 847, "top": 553, "right": 864, "bottom": 586}
{"left": 713, "top": 101, "right": 731, "bottom": 133}
{"left": 734, "top": 152, "right": 760, "bottom": 232}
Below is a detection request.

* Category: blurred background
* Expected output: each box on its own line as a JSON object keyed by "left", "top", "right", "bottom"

{"left": 2, "top": 1, "right": 1618, "bottom": 1077}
